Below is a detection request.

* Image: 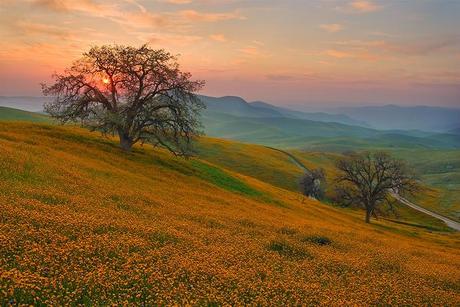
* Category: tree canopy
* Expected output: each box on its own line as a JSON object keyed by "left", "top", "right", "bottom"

{"left": 43, "top": 44, "right": 205, "bottom": 156}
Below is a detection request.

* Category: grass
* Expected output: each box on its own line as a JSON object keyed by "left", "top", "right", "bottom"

{"left": 195, "top": 138, "right": 303, "bottom": 192}
{"left": 190, "top": 160, "right": 262, "bottom": 197}
{"left": 392, "top": 149, "right": 460, "bottom": 222}
{"left": 0, "top": 106, "right": 51, "bottom": 123}
{"left": 0, "top": 122, "right": 459, "bottom": 305}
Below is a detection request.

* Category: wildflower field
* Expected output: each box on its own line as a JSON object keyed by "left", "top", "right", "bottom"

{"left": 0, "top": 122, "right": 459, "bottom": 305}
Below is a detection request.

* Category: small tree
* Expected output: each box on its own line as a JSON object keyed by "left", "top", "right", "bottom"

{"left": 42, "top": 44, "right": 205, "bottom": 156}
{"left": 335, "top": 151, "right": 418, "bottom": 223}
{"left": 299, "top": 168, "right": 325, "bottom": 200}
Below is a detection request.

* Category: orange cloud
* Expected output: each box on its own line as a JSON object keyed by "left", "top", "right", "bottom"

{"left": 239, "top": 47, "right": 260, "bottom": 56}
{"left": 325, "top": 49, "right": 352, "bottom": 58}
{"left": 16, "top": 21, "right": 74, "bottom": 40}
{"left": 164, "top": 0, "right": 192, "bottom": 3}
{"left": 319, "top": 24, "right": 344, "bottom": 33}
{"left": 32, "top": 0, "right": 116, "bottom": 15}
{"left": 179, "top": 10, "right": 243, "bottom": 22}
{"left": 209, "top": 34, "right": 228, "bottom": 42}
{"left": 32, "top": 1, "right": 243, "bottom": 29}
{"left": 148, "top": 33, "right": 203, "bottom": 47}
{"left": 325, "top": 48, "right": 382, "bottom": 61}
{"left": 350, "top": 1, "right": 382, "bottom": 13}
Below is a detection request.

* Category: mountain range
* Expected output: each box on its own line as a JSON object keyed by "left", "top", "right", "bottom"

{"left": 199, "top": 95, "right": 460, "bottom": 150}
{"left": 1, "top": 95, "right": 459, "bottom": 150}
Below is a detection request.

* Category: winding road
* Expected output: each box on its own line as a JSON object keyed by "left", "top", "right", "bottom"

{"left": 269, "top": 147, "right": 460, "bottom": 232}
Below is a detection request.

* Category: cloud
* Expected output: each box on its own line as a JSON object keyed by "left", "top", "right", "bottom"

{"left": 252, "top": 40, "right": 264, "bottom": 46}
{"left": 32, "top": 0, "right": 244, "bottom": 31}
{"left": 178, "top": 10, "right": 243, "bottom": 22}
{"left": 209, "top": 34, "right": 227, "bottom": 42}
{"left": 324, "top": 48, "right": 382, "bottom": 61}
{"left": 325, "top": 49, "right": 352, "bottom": 58}
{"left": 16, "top": 21, "right": 74, "bottom": 40}
{"left": 147, "top": 33, "right": 203, "bottom": 47}
{"left": 349, "top": 1, "right": 382, "bottom": 13}
{"left": 32, "top": 0, "right": 115, "bottom": 14}
{"left": 118, "top": 11, "right": 170, "bottom": 29}
{"left": 239, "top": 47, "right": 261, "bottom": 56}
{"left": 237, "top": 44, "right": 270, "bottom": 59}
{"left": 265, "top": 73, "right": 324, "bottom": 82}
{"left": 333, "top": 37, "right": 460, "bottom": 56}
{"left": 319, "top": 24, "right": 344, "bottom": 33}
{"left": 164, "top": 0, "right": 192, "bottom": 3}
{"left": 266, "top": 74, "right": 297, "bottom": 81}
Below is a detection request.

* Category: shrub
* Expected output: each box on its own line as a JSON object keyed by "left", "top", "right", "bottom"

{"left": 302, "top": 235, "right": 332, "bottom": 246}
{"left": 267, "top": 240, "right": 312, "bottom": 260}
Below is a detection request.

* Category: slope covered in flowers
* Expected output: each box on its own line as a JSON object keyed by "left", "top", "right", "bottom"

{"left": 0, "top": 123, "right": 459, "bottom": 305}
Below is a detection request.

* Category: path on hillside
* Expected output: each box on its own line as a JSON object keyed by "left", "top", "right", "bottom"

{"left": 391, "top": 193, "right": 460, "bottom": 231}
{"left": 269, "top": 147, "right": 460, "bottom": 231}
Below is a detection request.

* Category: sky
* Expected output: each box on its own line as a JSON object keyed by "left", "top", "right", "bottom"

{"left": 0, "top": 0, "right": 459, "bottom": 108}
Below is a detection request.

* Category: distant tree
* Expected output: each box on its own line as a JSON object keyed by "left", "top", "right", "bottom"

{"left": 335, "top": 151, "right": 418, "bottom": 223}
{"left": 299, "top": 168, "right": 326, "bottom": 200}
{"left": 42, "top": 44, "right": 205, "bottom": 156}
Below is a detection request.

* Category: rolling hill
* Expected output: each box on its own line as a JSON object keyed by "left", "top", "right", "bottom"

{"left": 0, "top": 122, "right": 459, "bottom": 305}
{"left": 201, "top": 111, "right": 460, "bottom": 150}
{"left": 0, "top": 106, "right": 51, "bottom": 123}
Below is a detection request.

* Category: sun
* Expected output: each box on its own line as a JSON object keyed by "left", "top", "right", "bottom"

{"left": 102, "top": 78, "right": 110, "bottom": 84}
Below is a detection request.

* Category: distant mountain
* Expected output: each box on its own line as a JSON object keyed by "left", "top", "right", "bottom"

{"left": 200, "top": 95, "right": 369, "bottom": 127}
{"left": 328, "top": 105, "right": 460, "bottom": 133}
{"left": 249, "top": 101, "right": 369, "bottom": 127}
{"left": 199, "top": 95, "right": 283, "bottom": 118}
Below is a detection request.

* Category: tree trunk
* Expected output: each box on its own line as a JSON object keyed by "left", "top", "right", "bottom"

{"left": 118, "top": 130, "right": 133, "bottom": 152}
{"left": 365, "top": 208, "right": 371, "bottom": 223}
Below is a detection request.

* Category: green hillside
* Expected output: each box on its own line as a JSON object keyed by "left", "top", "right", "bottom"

{"left": 0, "top": 106, "right": 51, "bottom": 123}
{"left": 0, "top": 122, "right": 459, "bottom": 305}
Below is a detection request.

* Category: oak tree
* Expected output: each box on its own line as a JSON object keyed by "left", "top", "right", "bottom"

{"left": 299, "top": 168, "right": 326, "bottom": 200}
{"left": 43, "top": 44, "right": 205, "bottom": 156}
{"left": 335, "top": 151, "right": 418, "bottom": 223}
